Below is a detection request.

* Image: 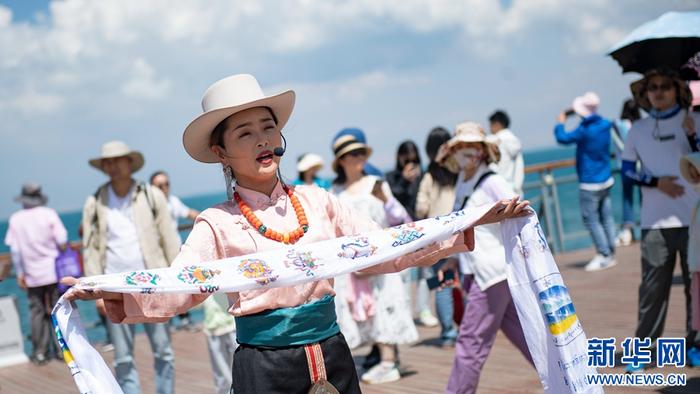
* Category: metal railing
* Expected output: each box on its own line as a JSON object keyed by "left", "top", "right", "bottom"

{"left": 0, "top": 159, "right": 592, "bottom": 279}
{"left": 523, "top": 158, "right": 619, "bottom": 254}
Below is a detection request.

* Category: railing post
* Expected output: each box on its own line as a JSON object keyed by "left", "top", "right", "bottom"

{"left": 539, "top": 170, "right": 559, "bottom": 254}
{"left": 547, "top": 169, "right": 566, "bottom": 253}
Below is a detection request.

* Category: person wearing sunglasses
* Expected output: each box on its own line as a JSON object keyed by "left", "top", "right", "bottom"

{"left": 63, "top": 75, "right": 531, "bottom": 394}
{"left": 622, "top": 68, "right": 700, "bottom": 372}
{"left": 329, "top": 130, "right": 418, "bottom": 384}
{"left": 436, "top": 121, "right": 534, "bottom": 394}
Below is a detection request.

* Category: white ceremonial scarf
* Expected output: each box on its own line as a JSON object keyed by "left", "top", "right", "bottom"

{"left": 502, "top": 216, "right": 603, "bottom": 393}
{"left": 53, "top": 207, "right": 601, "bottom": 393}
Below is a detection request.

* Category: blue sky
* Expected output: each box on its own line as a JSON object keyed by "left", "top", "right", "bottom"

{"left": 0, "top": 0, "right": 698, "bottom": 219}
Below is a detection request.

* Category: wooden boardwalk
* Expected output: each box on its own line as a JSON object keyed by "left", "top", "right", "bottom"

{"left": 1, "top": 243, "right": 699, "bottom": 393}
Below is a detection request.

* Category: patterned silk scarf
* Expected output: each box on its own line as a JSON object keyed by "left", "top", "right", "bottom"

{"left": 52, "top": 206, "right": 602, "bottom": 393}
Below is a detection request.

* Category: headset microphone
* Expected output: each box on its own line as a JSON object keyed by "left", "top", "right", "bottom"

{"left": 273, "top": 134, "right": 287, "bottom": 157}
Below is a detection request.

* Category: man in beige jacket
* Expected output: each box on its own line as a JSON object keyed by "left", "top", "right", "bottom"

{"left": 81, "top": 141, "right": 180, "bottom": 394}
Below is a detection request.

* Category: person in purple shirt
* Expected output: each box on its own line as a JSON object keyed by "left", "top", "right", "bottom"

{"left": 4, "top": 183, "right": 68, "bottom": 365}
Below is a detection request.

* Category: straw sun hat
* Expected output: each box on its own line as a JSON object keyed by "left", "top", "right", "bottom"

{"left": 437, "top": 121, "right": 500, "bottom": 173}
{"left": 331, "top": 132, "right": 373, "bottom": 171}
{"left": 183, "top": 74, "right": 295, "bottom": 163}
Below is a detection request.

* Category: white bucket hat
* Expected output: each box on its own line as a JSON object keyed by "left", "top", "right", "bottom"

{"left": 572, "top": 92, "right": 600, "bottom": 117}
{"left": 297, "top": 153, "right": 325, "bottom": 173}
{"left": 89, "top": 140, "right": 144, "bottom": 173}
{"left": 183, "top": 74, "right": 296, "bottom": 163}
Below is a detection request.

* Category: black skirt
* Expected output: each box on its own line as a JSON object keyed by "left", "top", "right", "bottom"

{"left": 231, "top": 332, "right": 361, "bottom": 394}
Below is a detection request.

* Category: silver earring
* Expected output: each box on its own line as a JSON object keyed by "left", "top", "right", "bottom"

{"left": 223, "top": 165, "right": 235, "bottom": 200}
{"left": 223, "top": 165, "right": 233, "bottom": 179}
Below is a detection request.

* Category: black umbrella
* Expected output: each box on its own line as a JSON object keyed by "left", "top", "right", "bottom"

{"left": 608, "top": 10, "right": 700, "bottom": 80}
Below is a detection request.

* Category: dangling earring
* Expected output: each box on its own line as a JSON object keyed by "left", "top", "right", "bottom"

{"left": 223, "top": 165, "right": 235, "bottom": 200}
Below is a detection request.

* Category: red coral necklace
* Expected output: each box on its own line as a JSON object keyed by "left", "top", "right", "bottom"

{"left": 233, "top": 184, "right": 309, "bottom": 244}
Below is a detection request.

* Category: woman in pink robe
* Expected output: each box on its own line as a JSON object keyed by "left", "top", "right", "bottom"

{"left": 65, "top": 74, "right": 529, "bottom": 394}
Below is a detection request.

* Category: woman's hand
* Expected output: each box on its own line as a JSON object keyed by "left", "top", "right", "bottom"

{"left": 61, "top": 277, "right": 123, "bottom": 303}
{"left": 17, "top": 274, "right": 27, "bottom": 290}
{"left": 371, "top": 180, "right": 388, "bottom": 203}
{"left": 436, "top": 258, "right": 460, "bottom": 289}
{"left": 683, "top": 113, "right": 696, "bottom": 137}
{"left": 476, "top": 197, "right": 531, "bottom": 226}
{"left": 657, "top": 176, "right": 684, "bottom": 198}
{"left": 402, "top": 162, "right": 420, "bottom": 183}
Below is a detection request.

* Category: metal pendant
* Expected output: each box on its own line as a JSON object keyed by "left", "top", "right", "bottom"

{"left": 308, "top": 379, "right": 340, "bottom": 394}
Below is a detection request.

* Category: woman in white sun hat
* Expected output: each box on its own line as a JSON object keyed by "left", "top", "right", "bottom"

{"left": 293, "top": 153, "right": 331, "bottom": 189}
{"left": 437, "top": 121, "right": 535, "bottom": 394}
{"left": 64, "top": 74, "right": 530, "bottom": 393}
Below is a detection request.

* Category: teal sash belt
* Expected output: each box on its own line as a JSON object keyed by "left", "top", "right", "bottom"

{"left": 234, "top": 295, "right": 340, "bottom": 347}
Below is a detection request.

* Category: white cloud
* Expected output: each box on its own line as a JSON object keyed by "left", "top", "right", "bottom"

{"left": 121, "top": 58, "right": 171, "bottom": 99}
{"left": 1, "top": 87, "right": 64, "bottom": 114}
{"left": 0, "top": 0, "right": 696, "bottom": 220}
{"left": 0, "top": 5, "right": 12, "bottom": 27}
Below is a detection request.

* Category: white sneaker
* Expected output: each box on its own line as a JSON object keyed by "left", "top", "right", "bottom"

{"left": 361, "top": 362, "right": 401, "bottom": 384}
{"left": 418, "top": 310, "right": 439, "bottom": 327}
{"left": 615, "top": 228, "right": 633, "bottom": 247}
{"left": 584, "top": 254, "right": 617, "bottom": 272}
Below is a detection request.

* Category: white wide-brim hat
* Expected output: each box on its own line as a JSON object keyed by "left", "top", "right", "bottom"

{"left": 680, "top": 152, "right": 700, "bottom": 184}
{"left": 297, "top": 153, "right": 325, "bottom": 173}
{"left": 183, "top": 74, "right": 296, "bottom": 163}
{"left": 572, "top": 91, "right": 600, "bottom": 118}
{"left": 89, "top": 140, "right": 144, "bottom": 173}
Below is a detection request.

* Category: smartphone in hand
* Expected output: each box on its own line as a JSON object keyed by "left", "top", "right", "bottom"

{"left": 426, "top": 270, "right": 456, "bottom": 290}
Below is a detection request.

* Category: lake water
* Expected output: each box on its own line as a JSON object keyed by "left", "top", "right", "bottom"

{"left": 0, "top": 145, "right": 636, "bottom": 352}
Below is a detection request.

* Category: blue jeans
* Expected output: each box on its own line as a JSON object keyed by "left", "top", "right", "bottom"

{"left": 107, "top": 321, "right": 175, "bottom": 394}
{"left": 432, "top": 259, "right": 458, "bottom": 343}
{"left": 579, "top": 187, "right": 616, "bottom": 257}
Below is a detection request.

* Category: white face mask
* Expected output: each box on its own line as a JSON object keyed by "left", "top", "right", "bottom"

{"left": 454, "top": 148, "right": 482, "bottom": 170}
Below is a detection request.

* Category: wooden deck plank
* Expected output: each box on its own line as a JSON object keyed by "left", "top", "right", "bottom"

{"left": 1, "top": 243, "right": 699, "bottom": 393}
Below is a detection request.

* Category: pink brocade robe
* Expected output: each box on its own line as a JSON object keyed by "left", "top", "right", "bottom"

{"left": 105, "top": 182, "right": 469, "bottom": 324}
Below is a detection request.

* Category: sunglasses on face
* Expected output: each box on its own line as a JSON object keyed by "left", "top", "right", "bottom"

{"left": 344, "top": 150, "right": 367, "bottom": 158}
{"left": 647, "top": 82, "right": 674, "bottom": 93}
{"left": 154, "top": 182, "right": 169, "bottom": 188}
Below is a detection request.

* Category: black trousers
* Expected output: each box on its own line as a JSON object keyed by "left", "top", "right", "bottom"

{"left": 231, "top": 332, "right": 361, "bottom": 394}
{"left": 27, "top": 283, "right": 60, "bottom": 358}
{"left": 635, "top": 227, "right": 699, "bottom": 348}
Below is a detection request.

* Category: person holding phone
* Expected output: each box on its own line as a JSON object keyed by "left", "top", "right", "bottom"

{"left": 386, "top": 140, "right": 440, "bottom": 328}
{"left": 554, "top": 91, "right": 617, "bottom": 272}
{"left": 437, "top": 122, "right": 534, "bottom": 394}
{"left": 330, "top": 130, "right": 417, "bottom": 384}
{"left": 415, "top": 127, "right": 460, "bottom": 347}
{"left": 63, "top": 75, "right": 531, "bottom": 394}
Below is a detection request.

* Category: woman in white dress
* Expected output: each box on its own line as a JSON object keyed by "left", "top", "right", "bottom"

{"left": 330, "top": 130, "right": 418, "bottom": 385}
